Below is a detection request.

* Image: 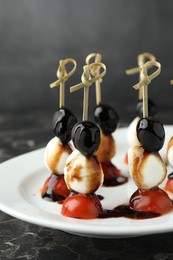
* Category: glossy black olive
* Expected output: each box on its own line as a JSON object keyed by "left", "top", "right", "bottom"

{"left": 136, "top": 99, "right": 157, "bottom": 118}
{"left": 53, "top": 107, "right": 77, "bottom": 145}
{"left": 94, "top": 104, "right": 119, "bottom": 135}
{"left": 72, "top": 121, "right": 100, "bottom": 156}
{"left": 137, "top": 117, "right": 165, "bottom": 152}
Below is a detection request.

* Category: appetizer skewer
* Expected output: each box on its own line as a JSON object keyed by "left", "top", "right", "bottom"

{"left": 61, "top": 62, "right": 106, "bottom": 219}
{"left": 128, "top": 61, "right": 172, "bottom": 215}
{"left": 164, "top": 80, "right": 173, "bottom": 196}
{"left": 86, "top": 53, "right": 127, "bottom": 186}
{"left": 42, "top": 58, "right": 77, "bottom": 201}
{"left": 125, "top": 53, "right": 157, "bottom": 164}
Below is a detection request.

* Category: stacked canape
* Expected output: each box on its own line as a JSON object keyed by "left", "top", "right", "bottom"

{"left": 42, "top": 58, "right": 77, "bottom": 202}
{"left": 62, "top": 62, "right": 106, "bottom": 219}
{"left": 86, "top": 53, "right": 127, "bottom": 186}
{"left": 125, "top": 53, "right": 158, "bottom": 163}
{"left": 128, "top": 60, "right": 172, "bottom": 215}
{"left": 164, "top": 80, "right": 173, "bottom": 197}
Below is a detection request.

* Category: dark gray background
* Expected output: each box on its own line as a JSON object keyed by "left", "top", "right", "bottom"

{"left": 0, "top": 0, "right": 173, "bottom": 123}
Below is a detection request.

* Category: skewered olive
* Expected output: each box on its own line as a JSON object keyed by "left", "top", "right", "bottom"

{"left": 53, "top": 107, "right": 77, "bottom": 145}
{"left": 137, "top": 117, "right": 165, "bottom": 152}
{"left": 72, "top": 121, "right": 100, "bottom": 156}
{"left": 94, "top": 104, "right": 119, "bottom": 135}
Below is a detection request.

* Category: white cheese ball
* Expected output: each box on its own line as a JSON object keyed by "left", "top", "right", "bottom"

{"left": 167, "top": 137, "right": 173, "bottom": 167}
{"left": 127, "top": 117, "right": 141, "bottom": 147}
{"left": 64, "top": 150, "right": 103, "bottom": 194}
{"left": 128, "top": 146, "right": 167, "bottom": 189}
{"left": 44, "top": 137, "right": 72, "bottom": 175}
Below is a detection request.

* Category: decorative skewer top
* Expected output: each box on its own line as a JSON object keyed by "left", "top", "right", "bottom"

{"left": 50, "top": 58, "right": 77, "bottom": 108}
{"left": 86, "top": 53, "right": 103, "bottom": 105}
{"left": 70, "top": 62, "right": 106, "bottom": 121}
{"left": 126, "top": 52, "right": 156, "bottom": 100}
{"left": 126, "top": 52, "right": 156, "bottom": 75}
{"left": 86, "top": 53, "right": 102, "bottom": 78}
{"left": 132, "top": 60, "right": 161, "bottom": 118}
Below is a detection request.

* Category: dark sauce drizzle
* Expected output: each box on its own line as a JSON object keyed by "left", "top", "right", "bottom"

{"left": 97, "top": 195, "right": 104, "bottom": 201}
{"left": 103, "top": 176, "right": 128, "bottom": 187}
{"left": 99, "top": 204, "right": 160, "bottom": 219}
{"left": 42, "top": 192, "right": 65, "bottom": 203}
{"left": 168, "top": 172, "right": 173, "bottom": 179}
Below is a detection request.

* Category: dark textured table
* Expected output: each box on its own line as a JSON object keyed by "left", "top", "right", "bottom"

{"left": 1, "top": 111, "right": 173, "bottom": 260}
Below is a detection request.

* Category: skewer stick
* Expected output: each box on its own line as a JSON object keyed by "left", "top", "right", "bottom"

{"left": 59, "top": 60, "right": 65, "bottom": 107}
{"left": 82, "top": 66, "right": 90, "bottom": 121}
{"left": 70, "top": 62, "right": 106, "bottom": 121}
{"left": 138, "top": 55, "right": 145, "bottom": 101}
{"left": 133, "top": 61, "right": 161, "bottom": 118}
{"left": 86, "top": 53, "right": 102, "bottom": 105}
{"left": 50, "top": 58, "right": 77, "bottom": 108}
{"left": 142, "top": 82, "right": 149, "bottom": 118}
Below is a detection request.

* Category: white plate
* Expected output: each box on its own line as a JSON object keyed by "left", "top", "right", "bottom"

{"left": 1, "top": 126, "right": 173, "bottom": 239}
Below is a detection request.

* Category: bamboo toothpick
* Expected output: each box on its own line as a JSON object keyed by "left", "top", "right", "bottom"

{"left": 70, "top": 62, "right": 106, "bottom": 121}
{"left": 59, "top": 60, "right": 65, "bottom": 108}
{"left": 50, "top": 58, "right": 77, "bottom": 108}
{"left": 126, "top": 52, "right": 156, "bottom": 101}
{"left": 132, "top": 61, "right": 161, "bottom": 118}
{"left": 86, "top": 53, "right": 102, "bottom": 105}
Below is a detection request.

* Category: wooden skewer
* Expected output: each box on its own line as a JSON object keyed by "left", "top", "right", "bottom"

{"left": 82, "top": 65, "right": 90, "bottom": 121}
{"left": 86, "top": 53, "right": 102, "bottom": 105}
{"left": 138, "top": 53, "right": 156, "bottom": 100}
{"left": 132, "top": 61, "right": 161, "bottom": 118}
{"left": 70, "top": 62, "right": 106, "bottom": 121}
{"left": 59, "top": 60, "right": 65, "bottom": 108}
{"left": 126, "top": 52, "right": 156, "bottom": 101}
{"left": 50, "top": 58, "right": 77, "bottom": 108}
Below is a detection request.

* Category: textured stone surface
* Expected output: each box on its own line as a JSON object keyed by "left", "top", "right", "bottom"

{"left": 1, "top": 111, "right": 173, "bottom": 260}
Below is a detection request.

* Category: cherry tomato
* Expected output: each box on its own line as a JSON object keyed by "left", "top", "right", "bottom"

{"left": 41, "top": 174, "right": 70, "bottom": 201}
{"left": 101, "top": 161, "right": 127, "bottom": 186}
{"left": 61, "top": 193, "right": 103, "bottom": 219}
{"left": 130, "top": 187, "right": 172, "bottom": 215}
{"left": 124, "top": 152, "right": 128, "bottom": 165}
{"left": 101, "top": 161, "right": 121, "bottom": 180}
{"left": 165, "top": 178, "right": 173, "bottom": 193}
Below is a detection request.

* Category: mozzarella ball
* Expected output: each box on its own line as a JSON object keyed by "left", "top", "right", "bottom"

{"left": 95, "top": 131, "right": 116, "bottom": 162}
{"left": 167, "top": 137, "right": 173, "bottom": 167}
{"left": 44, "top": 137, "right": 72, "bottom": 175}
{"left": 64, "top": 150, "right": 103, "bottom": 194}
{"left": 128, "top": 146, "right": 167, "bottom": 189}
{"left": 127, "top": 117, "right": 141, "bottom": 147}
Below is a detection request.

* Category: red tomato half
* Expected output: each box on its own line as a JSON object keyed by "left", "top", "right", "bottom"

{"left": 61, "top": 193, "right": 103, "bottom": 219}
{"left": 101, "top": 161, "right": 127, "bottom": 186}
{"left": 165, "top": 178, "right": 173, "bottom": 193}
{"left": 41, "top": 174, "right": 70, "bottom": 200}
{"left": 130, "top": 187, "right": 172, "bottom": 215}
{"left": 124, "top": 152, "right": 128, "bottom": 165}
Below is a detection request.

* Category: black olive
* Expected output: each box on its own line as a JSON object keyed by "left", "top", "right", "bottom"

{"left": 53, "top": 107, "right": 77, "bottom": 145}
{"left": 137, "top": 117, "right": 165, "bottom": 152}
{"left": 136, "top": 99, "right": 158, "bottom": 118}
{"left": 72, "top": 121, "right": 100, "bottom": 156}
{"left": 94, "top": 104, "right": 119, "bottom": 135}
